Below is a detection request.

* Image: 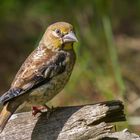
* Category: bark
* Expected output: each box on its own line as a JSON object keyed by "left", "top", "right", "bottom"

{"left": 0, "top": 100, "right": 139, "bottom": 140}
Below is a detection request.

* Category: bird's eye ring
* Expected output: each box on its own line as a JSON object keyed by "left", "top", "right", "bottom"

{"left": 55, "top": 29, "right": 61, "bottom": 35}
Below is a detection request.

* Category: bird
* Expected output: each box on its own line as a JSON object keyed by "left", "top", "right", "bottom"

{"left": 0, "top": 21, "right": 78, "bottom": 132}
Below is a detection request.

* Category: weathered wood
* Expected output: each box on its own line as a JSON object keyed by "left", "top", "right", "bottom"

{"left": 0, "top": 100, "right": 139, "bottom": 140}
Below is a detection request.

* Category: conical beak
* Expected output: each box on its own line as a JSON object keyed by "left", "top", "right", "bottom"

{"left": 63, "top": 31, "right": 78, "bottom": 43}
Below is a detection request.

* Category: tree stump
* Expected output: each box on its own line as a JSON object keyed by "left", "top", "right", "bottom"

{"left": 0, "top": 100, "right": 139, "bottom": 140}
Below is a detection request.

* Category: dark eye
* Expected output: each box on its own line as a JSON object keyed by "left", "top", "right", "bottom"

{"left": 55, "top": 29, "right": 61, "bottom": 35}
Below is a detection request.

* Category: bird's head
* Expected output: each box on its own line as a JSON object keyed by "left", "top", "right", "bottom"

{"left": 42, "top": 22, "right": 78, "bottom": 50}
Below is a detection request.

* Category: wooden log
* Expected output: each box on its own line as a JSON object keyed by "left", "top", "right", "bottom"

{"left": 0, "top": 100, "right": 139, "bottom": 140}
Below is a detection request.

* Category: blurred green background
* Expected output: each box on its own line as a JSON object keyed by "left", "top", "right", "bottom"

{"left": 0, "top": 0, "right": 140, "bottom": 134}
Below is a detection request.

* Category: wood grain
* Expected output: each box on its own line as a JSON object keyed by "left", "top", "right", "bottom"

{"left": 0, "top": 100, "right": 139, "bottom": 140}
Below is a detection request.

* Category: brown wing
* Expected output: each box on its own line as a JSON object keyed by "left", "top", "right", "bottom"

{"left": 0, "top": 45, "right": 67, "bottom": 104}
{"left": 11, "top": 45, "right": 55, "bottom": 89}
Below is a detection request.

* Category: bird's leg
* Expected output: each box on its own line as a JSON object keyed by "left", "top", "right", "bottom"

{"left": 32, "top": 105, "right": 50, "bottom": 116}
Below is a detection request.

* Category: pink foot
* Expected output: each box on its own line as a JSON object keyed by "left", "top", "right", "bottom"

{"left": 32, "top": 105, "right": 50, "bottom": 116}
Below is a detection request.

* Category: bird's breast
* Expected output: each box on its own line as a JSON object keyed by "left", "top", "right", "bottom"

{"left": 24, "top": 51, "right": 75, "bottom": 109}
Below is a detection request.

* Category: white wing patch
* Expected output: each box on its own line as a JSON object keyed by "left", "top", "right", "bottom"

{"left": 33, "top": 46, "right": 46, "bottom": 60}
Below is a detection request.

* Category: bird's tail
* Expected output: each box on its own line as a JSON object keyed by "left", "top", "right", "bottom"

{"left": 0, "top": 101, "right": 19, "bottom": 133}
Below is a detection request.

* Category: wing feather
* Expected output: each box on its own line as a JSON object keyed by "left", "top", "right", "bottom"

{"left": 0, "top": 47, "right": 67, "bottom": 104}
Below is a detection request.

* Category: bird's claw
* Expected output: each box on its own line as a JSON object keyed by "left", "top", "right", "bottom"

{"left": 32, "top": 105, "right": 50, "bottom": 116}
{"left": 31, "top": 105, "right": 56, "bottom": 119}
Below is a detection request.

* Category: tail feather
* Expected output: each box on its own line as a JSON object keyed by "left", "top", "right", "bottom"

{"left": 0, "top": 101, "right": 19, "bottom": 133}
{"left": 0, "top": 103, "right": 12, "bottom": 132}
{"left": 0, "top": 88, "right": 22, "bottom": 105}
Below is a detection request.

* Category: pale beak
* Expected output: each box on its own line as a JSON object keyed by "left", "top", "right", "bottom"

{"left": 63, "top": 31, "right": 78, "bottom": 43}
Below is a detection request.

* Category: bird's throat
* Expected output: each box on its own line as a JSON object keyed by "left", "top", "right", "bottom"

{"left": 63, "top": 43, "right": 73, "bottom": 50}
